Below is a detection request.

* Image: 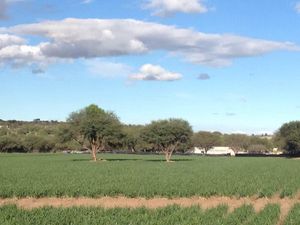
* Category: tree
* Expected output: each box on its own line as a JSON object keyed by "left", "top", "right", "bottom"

{"left": 141, "top": 119, "right": 193, "bottom": 162}
{"left": 67, "top": 104, "right": 123, "bottom": 161}
{"left": 247, "top": 144, "right": 268, "bottom": 153}
{"left": 223, "top": 134, "right": 250, "bottom": 151}
{"left": 0, "top": 134, "right": 24, "bottom": 153}
{"left": 192, "top": 131, "right": 222, "bottom": 151}
{"left": 122, "top": 125, "right": 144, "bottom": 152}
{"left": 277, "top": 121, "right": 300, "bottom": 155}
{"left": 247, "top": 136, "right": 272, "bottom": 153}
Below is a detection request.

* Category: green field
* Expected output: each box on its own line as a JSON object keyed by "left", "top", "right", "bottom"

{"left": 284, "top": 204, "right": 300, "bottom": 225}
{"left": 0, "top": 204, "right": 281, "bottom": 225}
{"left": 0, "top": 153, "right": 300, "bottom": 198}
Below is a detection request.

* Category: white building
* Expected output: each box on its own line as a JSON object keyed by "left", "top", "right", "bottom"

{"left": 193, "top": 147, "right": 205, "bottom": 155}
{"left": 206, "top": 147, "right": 235, "bottom": 156}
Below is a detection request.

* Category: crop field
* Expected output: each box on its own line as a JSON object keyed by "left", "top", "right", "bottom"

{"left": 0, "top": 204, "right": 282, "bottom": 225}
{"left": 2, "top": 153, "right": 300, "bottom": 224}
{"left": 1, "top": 153, "right": 300, "bottom": 198}
{"left": 284, "top": 204, "right": 300, "bottom": 225}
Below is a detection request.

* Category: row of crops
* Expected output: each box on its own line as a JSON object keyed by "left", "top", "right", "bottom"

{"left": 1, "top": 154, "right": 300, "bottom": 198}
{"left": 0, "top": 204, "right": 283, "bottom": 225}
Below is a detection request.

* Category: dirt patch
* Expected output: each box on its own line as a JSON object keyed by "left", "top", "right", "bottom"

{"left": 1, "top": 196, "right": 299, "bottom": 225}
{"left": 1, "top": 196, "right": 298, "bottom": 210}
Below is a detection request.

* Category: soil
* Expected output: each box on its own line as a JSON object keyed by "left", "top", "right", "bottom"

{"left": 1, "top": 195, "right": 300, "bottom": 225}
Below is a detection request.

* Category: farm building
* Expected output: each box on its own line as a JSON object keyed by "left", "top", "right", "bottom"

{"left": 206, "top": 147, "right": 235, "bottom": 156}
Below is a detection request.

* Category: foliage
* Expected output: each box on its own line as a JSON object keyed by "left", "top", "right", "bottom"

{"left": 0, "top": 135, "right": 24, "bottom": 153}
{"left": 1, "top": 154, "right": 300, "bottom": 198}
{"left": 277, "top": 121, "right": 300, "bottom": 154}
{"left": 0, "top": 121, "right": 61, "bottom": 153}
{"left": 247, "top": 144, "right": 268, "bottom": 153}
{"left": 122, "top": 125, "right": 145, "bottom": 152}
{"left": 247, "top": 136, "right": 273, "bottom": 152}
{"left": 67, "top": 104, "right": 124, "bottom": 160}
{"left": 223, "top": 134, "right": 250, "bottom": 151}
{"left": 0, "top": 108, "right": 278, "bottom": 153}
{"left": 141, "top": 119, "right": 193, "bottom": 162}
{"left": 192, "top": 131, "right": 222, "bottom": 151}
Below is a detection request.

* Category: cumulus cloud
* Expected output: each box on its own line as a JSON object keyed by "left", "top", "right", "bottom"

{"left": 0, "top": 18, "right": 298, "bottom": 72}
{"left": 0, "top": 34, "right": 59, "bottom": 73}
{"left": 0, "top": 33, "right": 25, "bottom": 47}
{"left": 86, "top": 59, "right": 132, "bottom": 78}
{"left": 295, "top": 2, "right": 300, "bottom": 13}
{"left": 129, "top": 64, "right": 182, "bottom": 81}
{"left": 0, "top": 34, "right": 51, "bottom": 69}
{"left": 0, "top": 44, "right": 48, "bottom": 69}
{"left": 5, "top": 18, "right": 298, "bottom": 68}
{"left": 197, "top": 73, "right": 210, "bottom": 80}
{"left": 145, "top": 0, "right": 208, "bottom": 16}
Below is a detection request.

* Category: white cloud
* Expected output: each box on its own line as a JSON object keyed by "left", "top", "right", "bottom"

{"left": 0, "top": 18, "right": 298, "bottom": 72}
{"left": 0, "top": 44, "right": 48, "bottom": 69}
{"left": 130, "top": 64, "right": 182, "bottom": 81}
{"left": 0, "top": 33, "right": 25, "bottom": 48}
{"left": 85, "top": 59, "right": 132, "bottom": 78}
{"left": 145, "top": 0, "right": 208, "bottom": 16}
{"left": 295, "top": 2, "right": 300, "bottom": 13}
{"left": 0, "top": 34, "right": 49, "bottom": 69}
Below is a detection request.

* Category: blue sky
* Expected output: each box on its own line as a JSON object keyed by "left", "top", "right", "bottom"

{"left": 1, "top": 0, "right": 300, "bottom": 134}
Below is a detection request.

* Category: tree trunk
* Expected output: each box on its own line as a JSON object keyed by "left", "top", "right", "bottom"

{"left": 164, "top": 142, "right": 179, "bottom": 162}
{"left": 167, "top": 151, "right": 172, "bottom": 162}
{"left": 165, "top": 151, "right": 170, "bottom": 162}
{"left": 91, "top": 144, "right": 97, "bottom": 161}
{"left": 164, "top": 150, "right": 174, "bottom": 162}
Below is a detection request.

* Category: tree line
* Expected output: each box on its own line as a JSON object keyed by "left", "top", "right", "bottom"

{"left": 0, "top": 104, "right": 299, "bottom": 161}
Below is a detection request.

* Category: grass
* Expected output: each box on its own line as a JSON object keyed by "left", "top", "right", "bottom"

{"left": 244, "top": 204, "right": 280, "bottom": 225}
{"left": 0, "top": 204, "right": 281, "bottom": 225}
{"left": 284, "top": 203, "right": 300, "bottom": 225}
{"left": 0, "top": 153, "right": 300, "bottom": 198}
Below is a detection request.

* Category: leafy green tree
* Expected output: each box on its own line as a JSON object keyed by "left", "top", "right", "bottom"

{"left": 54, "top": 124, "right": 82, "bottom": 151}
{"left": 141, "top": 119, "right": 193, "bottom": 162}
{"left": 277, "top": 121, "right": 300, "bottom": 154}
{"left": 272, "top": 133, "right": 285, "bottom": 151}
{"left": 0, "top": 134, "right": 24, "bottom": 152}
{"left": 67, "top": 104, "right": 123, "bottom": 161}
{"left": 192, "top": 131, "right": 223, "bottom": 151}
{"left": 122, "top": 125, "right": 144, "bottom": 152}
{"left": 23, "top": 135, "right": 55, "bottom": 152}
